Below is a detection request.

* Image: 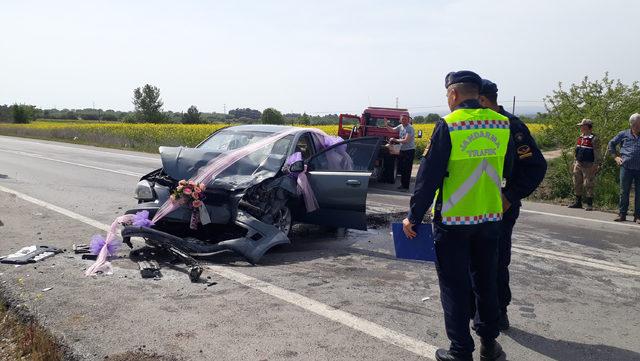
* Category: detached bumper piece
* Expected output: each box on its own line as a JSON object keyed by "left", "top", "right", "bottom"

{"left": 121, "top": 210, "right": 289, "bottom": 282}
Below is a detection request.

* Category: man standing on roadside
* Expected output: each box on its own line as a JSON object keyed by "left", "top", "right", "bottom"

{"left": 478, "top": 79, "right": 547, "bottom": 330}
{"left": 403, "top": 71, "right": 512, "bottom": 361}
{"left": 608, "top": 113, "right": 640, "bottom": 223}
{"left": 568, "top": 119, "right": 600, "bottom": 211}
{"left": 386, "top": 114, "right": 416, "bottom": 190}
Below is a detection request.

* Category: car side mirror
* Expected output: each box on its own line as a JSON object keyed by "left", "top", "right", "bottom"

{"left": 289, "top": 160, "right": 305, "bottom": 173}
{"left": 417, "top": 130, "right": 423, "bottom": 139}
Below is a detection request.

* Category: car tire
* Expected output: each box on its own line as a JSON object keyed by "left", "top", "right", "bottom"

{"left": 272, "top": 205, "right": 293, "bottom": 237}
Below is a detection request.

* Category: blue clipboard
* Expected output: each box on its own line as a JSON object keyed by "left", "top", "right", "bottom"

{"left": 391, "top": 223, "right": 436, "bottom": 262}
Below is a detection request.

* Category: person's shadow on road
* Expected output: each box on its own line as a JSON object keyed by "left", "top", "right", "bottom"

{"left": 505, "top": 327, "right": 640, "bottom": 361}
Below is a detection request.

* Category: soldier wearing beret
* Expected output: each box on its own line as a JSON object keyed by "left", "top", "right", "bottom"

{"left": 568, "top": 119, "right": 600, "bottom": 211}
{"left": 478, "top": 79, "right": 547, "bottom": 331}
{"left": 402, "top": 71, "right": 513, "bottom": 361}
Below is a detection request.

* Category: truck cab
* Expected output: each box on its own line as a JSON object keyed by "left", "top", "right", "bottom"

{"left": 338, "top": 107, "right": 412, "bottom": 183}
{"left": 338, "top": 107, "right": 410, "bottom": 140}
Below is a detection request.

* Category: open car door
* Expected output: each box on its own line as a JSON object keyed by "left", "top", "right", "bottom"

{"left": 298, "top": 137, "right": 383, "bottom": 230}
{"left": 338, "top": 114, "right": 362, "bottom": 139}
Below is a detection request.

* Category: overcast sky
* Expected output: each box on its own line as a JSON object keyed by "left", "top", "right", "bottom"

{"left": 1, "top": 0, "right": 639, "bottom": 115}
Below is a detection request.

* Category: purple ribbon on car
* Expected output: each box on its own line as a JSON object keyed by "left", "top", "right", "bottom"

{"left": 86, "top": 128, "right": 338, "bottom": 276}
{"left": 285, "top": 151, "right": 319, "bottom": 213}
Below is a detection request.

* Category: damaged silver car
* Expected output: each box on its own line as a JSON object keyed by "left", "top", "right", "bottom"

{"left": 122, "top": 125, "right": 382, "bottom": 281}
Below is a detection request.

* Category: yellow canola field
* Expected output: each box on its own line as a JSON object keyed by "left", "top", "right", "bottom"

{"left": 0, "top": 121, "right": 544, "bottom": 156}
{"left": 0, "top": 121, "right": 231, "bottom": 152}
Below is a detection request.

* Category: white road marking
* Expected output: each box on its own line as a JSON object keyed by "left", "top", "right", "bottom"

{"left": 512, "top": 247, "right": 640, "bottom": 277}
{"left": 0, "top": 185, "right": 110, "bottom": 232}
{"left": 370, "top": 189, "right": 414, "bottom": 197}
{"left": 3, "top": 134, "right": 637, "bottom": 233}
{"left": 368, "top": 195, "right": 640, "bottom": 232}
{"left": 520, "top": 209, "right": 640, "bottom": 230}
{"left": 209, "top": 265, "right": 439, "bottom": 359}
{"left": 0, "top": 149, "right": 144, "bottom": 178}
{"left": 0, "top": 135, "right": 159, "bottom": 161}
{"left": 1, "top": 184, "right": 636, "bottom": 358}
{"left": 0, "top": 184, "right": 439, "bottom": 360}
{"left": 513, "top": 244, "right": 639, "bottom": 271}
{"left": 368, "top": 200, "right": 406, "bottom": 211}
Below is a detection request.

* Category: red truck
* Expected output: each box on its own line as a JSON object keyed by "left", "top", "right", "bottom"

{"left": 338, "top": 107, "right": 420, "bottom": 183}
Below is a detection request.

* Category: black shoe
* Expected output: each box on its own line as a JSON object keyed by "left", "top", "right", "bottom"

{"left": 480, "top": 340, "right": 507, "bottom": 361}
{"left": 397, "top": 186, "right": 409, "bottom": 191}
{"left": 585, "top": 198, "right": 593, "bottom": 211}
{"left": 435, "top": 349, "right": 472, "bottom": 361}
{"left": 614, "top": 214, "right": 627, "bottom": 222}
{"left": 568, "top": 196, "right": 582, "bottom": 208}
{"left": 498, "top": 312, "right": 510, "bottom": 331}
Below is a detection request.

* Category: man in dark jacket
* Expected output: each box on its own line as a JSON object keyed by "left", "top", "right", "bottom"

{"left": 478, "top": 79, "right": 547, "bottom": 330}
{"left": 403, "top": 71, "right": 514, "bottom": 361}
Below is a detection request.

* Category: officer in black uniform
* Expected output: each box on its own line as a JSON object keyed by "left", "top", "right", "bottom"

{"left": 478, "top": 79, "right": 547, "bottom": 330}
{"left": 402, "top": 71, "right": 514, "bottom": 361}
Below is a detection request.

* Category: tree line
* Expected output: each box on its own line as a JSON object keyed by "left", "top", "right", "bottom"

{"left": 1, "top": 83, "right": 448, "bottom": 125}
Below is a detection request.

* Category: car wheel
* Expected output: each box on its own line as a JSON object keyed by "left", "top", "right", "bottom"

{"left": 273, "top": 205, "right": 292, "bottom": 236}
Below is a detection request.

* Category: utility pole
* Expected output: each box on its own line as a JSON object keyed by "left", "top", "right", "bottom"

{"left": 395, "top": 97, "right": 399, "bottom": 108}
{"left": 223, "top": 104, "right": 226, "bottom": 114}
{"left": 512, "top": 96, "right": 516, "bottom": 114}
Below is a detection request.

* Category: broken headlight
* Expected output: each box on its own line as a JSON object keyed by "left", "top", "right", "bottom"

{"left": 134, "top": 180, "right": 156, "bottom": 201}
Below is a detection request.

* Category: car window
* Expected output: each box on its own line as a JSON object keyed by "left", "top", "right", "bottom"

{"left": 366, "top": 115, "right": 399, "bottom": 127}
{"left": 294, "top": 133, "right": 315, "bottom": 159}
{"left": 198, "top": 129, "right": 274, "bottom": 151}
{"left": 308, "top": 137, "right": 380, "bottom": 172}
{"left": 214, "top": 135, "right": 293, "bottom": 178}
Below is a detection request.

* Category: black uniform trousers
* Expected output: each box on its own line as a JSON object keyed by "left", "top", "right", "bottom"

{"left": 497, "top": 205, "right": 520, "bottom": 313}
{"left": 434, "top": 221, "right": 501, "bottom": 355}
{"left": 397, "top": 148, "right": 415, "bottom": 188}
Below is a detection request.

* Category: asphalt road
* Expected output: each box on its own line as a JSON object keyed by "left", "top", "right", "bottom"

{"left": 0, "top": 135, "right": 639, "bottom": 361}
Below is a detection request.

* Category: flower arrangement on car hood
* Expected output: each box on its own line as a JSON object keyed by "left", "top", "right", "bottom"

{"left": 171, "top": 180, "right": 210, "bottom": 229}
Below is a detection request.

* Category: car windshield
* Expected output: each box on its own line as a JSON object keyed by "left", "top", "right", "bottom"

{"left": 196, "top": 130, "right": 294, "bottom": 188}
{"left": 198, "top": 129, "right": 276, "bottom": 151}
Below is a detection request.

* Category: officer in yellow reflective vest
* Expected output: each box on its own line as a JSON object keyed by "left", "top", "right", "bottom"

{"left": 403, "top": 71, "right": 513, "bottom": 361}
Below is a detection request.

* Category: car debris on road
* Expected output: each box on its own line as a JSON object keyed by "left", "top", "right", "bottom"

{"left": 0, "top": 245, "right": 62, "bottom": 265}
{"left": 84, "top": 125, "right": 382, "bottom": 282}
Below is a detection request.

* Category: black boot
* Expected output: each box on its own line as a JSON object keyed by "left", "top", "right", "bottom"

{"left": 568, "top": 196, "right": 582, "bottom": 208}
{"left": 498, "top": 312, "right": 510, "bottom": 331}
{"left": 435, "top": 349, "right": 473, "bottom": 361}
{"left": 585, "top": 197, "right": 593, "bottom": 211}
{"left": 480, "top": 339, "right": 506, "bottom": 361}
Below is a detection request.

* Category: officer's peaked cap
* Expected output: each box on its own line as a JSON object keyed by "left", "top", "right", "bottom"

{"left": 479, "top": 79, "right": 498, "bottom": 95}
{"left": 445, "top": 70, "right": 482, "bottom": 89}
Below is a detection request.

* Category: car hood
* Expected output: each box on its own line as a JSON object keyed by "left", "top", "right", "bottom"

{"left": 159, "top": 146, "right": 287, "bottom": 191}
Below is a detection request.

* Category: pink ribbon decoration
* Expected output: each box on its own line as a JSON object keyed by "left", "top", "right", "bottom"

{"left": 285, "top": 151, "right": 319, "bottom": 213}
{"left": 150, "top": 127, "right": 303, "bottom": 224}
{"left": 85, "top": 214, "right": 134, "bottom": 276}
{"left": 297, "top": 165, "right": 319, "bottom": 212}
{"left": 86, "top": 127, "right": 339, "bottom": 276}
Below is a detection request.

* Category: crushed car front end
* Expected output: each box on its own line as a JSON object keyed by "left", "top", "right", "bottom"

{"left": 122, "top": 127, "right": 301, "bottom": 276}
